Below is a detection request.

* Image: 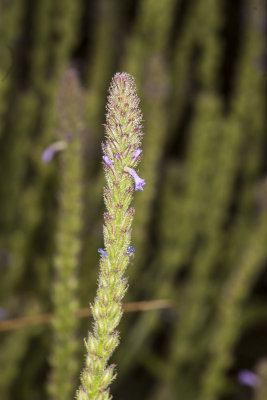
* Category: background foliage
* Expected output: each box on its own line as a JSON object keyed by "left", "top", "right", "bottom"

{"left": 0, "top": 0, "right": 267, "bottom": 399}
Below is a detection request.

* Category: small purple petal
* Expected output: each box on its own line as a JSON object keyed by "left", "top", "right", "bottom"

{"left": 125, "top": 167, "right": 146, "bottom": 191}
{"left": 42, "top": 146, "right": 56, "bottom": 163}
{"left": 132, "top": 149, "right": 142, "bottom": 159}
{"left": 98, "top": 248, "right": 108, "bottom": 258}
{"left": 41, "top": 141, "right": 67, "bottom": 163}
{"left": 102, "top": 155, "right": 113, "bottom": 167}
{"left": 125, "top": 246, "right": 135, "bottom": 255}
{"left": 237, "top": 370, "right": 260, "bottom": 387}
{"left": 115, "top": 154, "right": 120, "bottom": 159}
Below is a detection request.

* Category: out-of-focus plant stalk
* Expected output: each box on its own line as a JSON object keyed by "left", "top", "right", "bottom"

{"left": 0, "top": 0, "right": 24, "bottom": 140}
{"left": 228, "top": 0, "right": 266, "bottom": 233}
{"left": 115, "top": 0, "right": 175, "bottom": 374}
{"left": 0, "top": 303, "right": 42, "bottom": 399}
{"left": 197, "top": 2, "right": 267, "bottom": 398}
{"left": 254, "top": 359, "right": 267, "bottom": 400}
{"left": 199, "top": 213, "right": 267, "bottom": 400}
{"left": 122, "top": 0, "right": 175, "bottom": 282}
{"left": 80, "top": 0, "right": 120, "bottom": 310}
{"left": 168, "top": 113, "right": 242, "bottom": 380}
{"left": 49, "top": 69, "right": 84, "bottom": 400}
{"left": 85, "top": 0, "right": 119, "bottom": 140}
{"left": 77, "top": 73, "right": 144, "bottom": 400}
{"left": 0, "top": 93, "right": 38, "bottom": 301}
{"left": 30, "top": 0, "right": 82, "bottom": 324}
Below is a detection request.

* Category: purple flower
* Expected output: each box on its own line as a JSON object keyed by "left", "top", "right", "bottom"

{"left": 132, "top": 149, "right": 142, "bottom": 159}
{"left": 102, "top": 155, "right": 113, "bottom": 167}
{"left": 125, "top": 167, "right": 146, "bottom": 191}
{"left": 42, "top": 141, "right": 67, "bottom": 163}
{"left": 98, "top": 248, "right": 108, "bottom": 258}
{"left": 237, "top": 370, "right": 260, "bottom": 387}
{"left": 115, "top": 154, "right": 120, "bottom": 159}
{"left": 125, "top": 246, "right": 135, "bottom": 255}
{"left": 42, "top": 147, "right": 55, "bottom": 163}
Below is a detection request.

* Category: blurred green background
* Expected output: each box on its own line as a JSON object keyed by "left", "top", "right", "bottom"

{"left": 0, "top": 0, "right": 267, "bottom": 399}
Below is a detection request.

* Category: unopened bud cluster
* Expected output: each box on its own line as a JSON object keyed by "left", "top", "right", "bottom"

{"left": 77, "top": 73, "right": 145, "bottom": 399}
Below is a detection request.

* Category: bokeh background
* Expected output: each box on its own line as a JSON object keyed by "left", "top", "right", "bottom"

{"left": 0, "top": 0, "right": 267, "bottom": 399}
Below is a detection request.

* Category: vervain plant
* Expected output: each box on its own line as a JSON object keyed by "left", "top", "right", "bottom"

{"left": 49, "top": 69, "right": 85, "bottom": 400}
{"left": 77, "top": 73, "right": 145, "bottom": 399}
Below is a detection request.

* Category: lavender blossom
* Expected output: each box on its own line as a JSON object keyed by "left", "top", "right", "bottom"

{"left": 42, "top": 141, "right": 67, "bottom": 163}
{"left": 125, "top": 167, "right": 146, "bottom": 191}
{"left": 102, "top": 155, "right": 113, "bottom": 167}
{"left": 98, "top": 248, "right": 108, "bottom": 258}
{"left": 238, "top": 370, "right": 260, "bottom": 387}
{"left": 126, "top": 246, "right": 135, "bottom": 254}
{"left": 132, "top": 149, "right": 142, "bottom": 159}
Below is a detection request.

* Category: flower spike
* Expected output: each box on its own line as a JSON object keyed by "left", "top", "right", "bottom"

{"left": 77, "top": 73, "right": 144, "bottom": 399}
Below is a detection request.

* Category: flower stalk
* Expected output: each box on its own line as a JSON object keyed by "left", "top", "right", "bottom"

{"left": 77, "top": 73, "right": 144, "bottom": 399}
{"left": 49, "top": 69, "right": 85, "bottom": 400}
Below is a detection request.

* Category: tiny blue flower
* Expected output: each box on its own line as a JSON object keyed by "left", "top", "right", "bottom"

{"left": 41, "top": 141, "right": 67, "bottom": 163}
{"left": 132, "top": 149, "right": 142, "bottom": 159}
{"left": 237, "top": 370, "right": 260, "bottom": 387}
{"left": 98, "top": 248, "right": 108, "bottom": 258}
{"left": 125, "top": 167, "right": 146, "bottom": 191}
{"left": 125, "top": 246, "right": 135, "bottom": 255}
{"left": 102, "top": 155, "right": 113, "bottom": 167}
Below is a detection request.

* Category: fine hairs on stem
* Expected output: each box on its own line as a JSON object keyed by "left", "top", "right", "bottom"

{"left": 77, "top": 73, "right": 145, "bottom": 400}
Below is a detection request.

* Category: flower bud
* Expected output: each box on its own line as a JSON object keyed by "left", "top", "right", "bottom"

{"left": 90, "top": 356, "right": 106, "bottom": 374}
{"left": 91, "top": 303, "right": 102, "bottom": 320}
{"left": 77, "top": 387, "right": 88, "bottom": 400}
{"left": 86, "top": 333, "right": 99, "bottom": 356}
{"left": 98, "top": 389, "right": 111, "bottom": 400}
{"left": 106, "top": 302, "right": 121, "bottom": 320}
{"left": 113, "top": 279, "right": 128, "bottom": 302}
{"left": 95, "top": 318, "right": 109, "bottom": 336}
{"left": 98, "top": 365, "right": 117, "bottom": 391}
{"left": 107, "top": 311, "right": 122, "bottom": 332}
{"left": 103, "top": 333, "right": 120, "bottom": 354}
{"left": 97, "top": 288, "right": 109, "bottom": 306}
{"left": 102, "top": 155, "right": 113, "bottom": 167}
